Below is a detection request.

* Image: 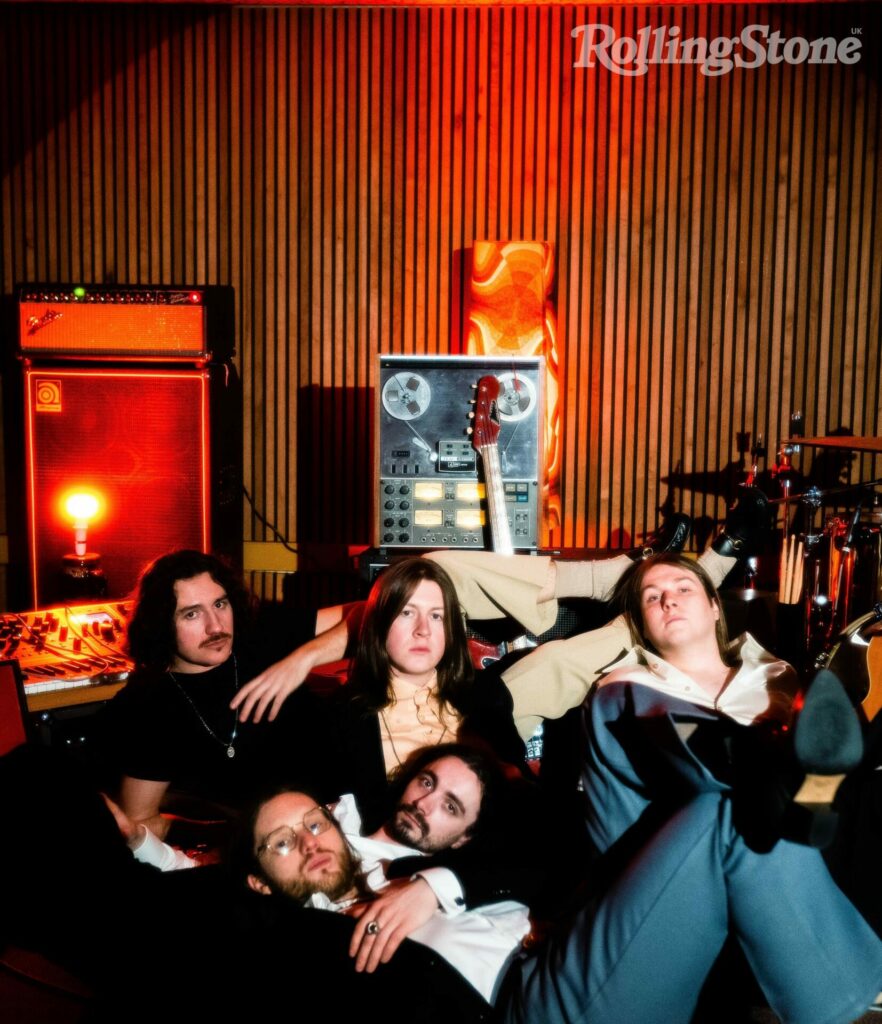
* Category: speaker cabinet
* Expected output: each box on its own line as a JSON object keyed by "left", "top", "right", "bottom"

{"left": 24, "top": 366, "right": 241, "bottom": 606}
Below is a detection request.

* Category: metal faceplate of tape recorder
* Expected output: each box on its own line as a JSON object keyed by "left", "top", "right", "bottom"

{"left": 376, "top": 355, "right": 544, "bottom": 550}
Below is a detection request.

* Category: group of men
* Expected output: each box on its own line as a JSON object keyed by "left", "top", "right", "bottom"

{"left": 3, "top": 498, "right": 882, "bottom": 1024}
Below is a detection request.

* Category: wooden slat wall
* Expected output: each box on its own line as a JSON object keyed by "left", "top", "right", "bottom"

{"left": 1, "top": 3, "right": 880, "bottom": 596}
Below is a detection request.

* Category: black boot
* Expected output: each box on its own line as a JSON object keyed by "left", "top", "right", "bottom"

{"left": 627, "top": 513, "right": 692, "bottom": 561}
{"left": 794, "top": 668, "right": 864, "bottom": 776}
{"left": 712, "top": 486, "right": 773, "bottom": 558}
{"left": 730, "top": 669, "right": 864, "bottom": 852}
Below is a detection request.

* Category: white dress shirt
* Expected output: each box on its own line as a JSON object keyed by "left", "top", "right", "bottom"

{"left": 308, "top": 794, "right": 531, "bottom": 1002}
{"left": 597, "top": 633, "right": 798, "bottom": 726}
{"left": 131, "top": 792, "right": 530, "bottom": 1003}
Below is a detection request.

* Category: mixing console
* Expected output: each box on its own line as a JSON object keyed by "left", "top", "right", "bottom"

{"left": 2, "top": 601, "right": 133, "bottom": 697}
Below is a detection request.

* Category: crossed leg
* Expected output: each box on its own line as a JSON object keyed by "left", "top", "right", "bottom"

{"left": 501, "top": 793, "right": 882, "bottom": 1024}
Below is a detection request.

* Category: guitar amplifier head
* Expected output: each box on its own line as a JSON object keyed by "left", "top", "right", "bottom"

{"left": 17, "top": 284, "right": 234, "bottom": 363}
{"left": 375, "top": 355, "right": 544, "bottom": 552}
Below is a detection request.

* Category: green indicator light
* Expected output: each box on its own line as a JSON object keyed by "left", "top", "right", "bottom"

{"left": 73, "top": 287, "right": 86, "bottom": 298}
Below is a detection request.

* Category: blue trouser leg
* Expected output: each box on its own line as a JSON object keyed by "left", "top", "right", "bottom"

{"left": 500, "top": 793, "right": 882, "bottom": 1024}
{"left": 581, "top": 682, "right": 727, "bottom": 853}
{"left": 723, "top": 794, "right": 882, "bottom": 1023}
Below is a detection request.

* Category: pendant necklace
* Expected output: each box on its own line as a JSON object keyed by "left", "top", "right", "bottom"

{"left": 169, "top": 654, "right": 239, "bottom": 759}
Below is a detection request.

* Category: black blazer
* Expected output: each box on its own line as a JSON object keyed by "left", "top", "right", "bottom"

{"left": 279, "top": 668, "right": 548, "bottom": 910}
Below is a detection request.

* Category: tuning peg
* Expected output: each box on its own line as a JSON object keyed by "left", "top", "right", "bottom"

{"left": 471, "top": 382, "right": 477, "bottom": 389}
{"left": 468, "top": 411, "right": 475, "bottom": 419}
{"left": 467, "top": 427, "right": 473, "bottom": 436}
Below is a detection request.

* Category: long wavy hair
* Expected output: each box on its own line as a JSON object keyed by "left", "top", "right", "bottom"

{"left": 348, "top": 558, "right": 474, "bottom": 715}
{"left": 126, "top": 549, "right": 253, "bottom": 670}
{"left": 613, "top": 552, "right": 735, "bottom": 664}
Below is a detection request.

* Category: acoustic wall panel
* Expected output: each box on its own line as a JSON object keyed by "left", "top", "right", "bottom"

{"left": 0, "top": 4, "right": 879, "bottom": 568}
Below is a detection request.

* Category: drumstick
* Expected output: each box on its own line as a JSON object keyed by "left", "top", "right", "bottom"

{"left": 781, "top": 535, "right": 795, "bottom": 604}
{"left": 788, "top": 540, "right": 804, "bottom": 604}
{"left": 779, "top": 535, "right": 789, "bottom": 602}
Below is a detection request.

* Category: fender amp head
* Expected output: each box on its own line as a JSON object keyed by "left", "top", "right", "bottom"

{"left": 17, "top": 284, "right": 234, "bottom": 363}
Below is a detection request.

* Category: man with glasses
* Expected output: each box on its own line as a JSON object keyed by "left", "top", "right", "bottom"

{"left": 244, "top": 775, "right": 530, "bottom": 1002}
{"left": 128, "top": 743, "right": 536, "bottom": 996}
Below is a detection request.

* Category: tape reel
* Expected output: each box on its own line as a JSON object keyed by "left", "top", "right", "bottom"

{"left": 495, "top": 372, "right": 536, "bottom": 422}
{"left": 381, "top": 372, "right": 432, "bottom": 421}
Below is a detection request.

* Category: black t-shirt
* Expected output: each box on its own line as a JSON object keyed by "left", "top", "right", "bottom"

{"left": 101, "top": 603, "right": 320, "bottom": 811}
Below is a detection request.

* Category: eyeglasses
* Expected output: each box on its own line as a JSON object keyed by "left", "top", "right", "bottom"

{"left": 256, "top": 806, "right": 334, "bottom": 857}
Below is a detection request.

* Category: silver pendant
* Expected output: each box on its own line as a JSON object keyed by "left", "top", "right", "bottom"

{"left": 226, "top": 745, "right": 236, "bottom": 759}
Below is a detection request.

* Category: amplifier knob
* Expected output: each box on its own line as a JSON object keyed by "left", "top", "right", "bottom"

{"left": 399, "top": 501, "right": 410, "bottom": 511}
{"left": 398, "top": 533, "right": 410, "bottom": 543}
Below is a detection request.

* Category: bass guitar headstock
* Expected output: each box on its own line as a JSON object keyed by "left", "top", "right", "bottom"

{"left": 469, "top": 375, "right": 502, "bottom": 451}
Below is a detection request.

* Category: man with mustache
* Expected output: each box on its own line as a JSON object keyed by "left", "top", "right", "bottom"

{"left": 102, "top": 549, "right": 325, "bottom": 839}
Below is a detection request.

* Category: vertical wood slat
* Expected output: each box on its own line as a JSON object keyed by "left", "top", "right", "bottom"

{"left": 0, "top": 4, "right": 880, "bottom": 569}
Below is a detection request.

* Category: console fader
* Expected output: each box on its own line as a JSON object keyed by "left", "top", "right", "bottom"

{"left": 2, "top": 601, "right": 133, "bottom": 697}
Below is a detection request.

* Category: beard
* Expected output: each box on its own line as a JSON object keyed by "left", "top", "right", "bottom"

{"left": 267, "top": 842, "right": 361, "bottom": 904}
{"left": 385, "top": 803, "right": 441, "bottom": 853}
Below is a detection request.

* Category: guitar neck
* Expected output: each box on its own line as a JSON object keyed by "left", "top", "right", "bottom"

{"left": 480, "top": 442, "right": 513, "bottom": 555}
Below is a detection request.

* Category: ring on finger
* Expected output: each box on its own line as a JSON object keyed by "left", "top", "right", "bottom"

{"left": 366, "top": 920, "right": 381, "bottom": 936}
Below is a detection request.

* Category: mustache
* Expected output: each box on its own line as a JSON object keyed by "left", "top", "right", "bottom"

{"left": 200, "top": 633, "right": 232, "bottom": 647}
{"left": 397, "top": 804, "right": 428, "bottom": 838}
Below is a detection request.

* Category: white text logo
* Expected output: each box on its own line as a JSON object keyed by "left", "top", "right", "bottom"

{"left": 572, "top": 24, "right": 862, "bottom": 77}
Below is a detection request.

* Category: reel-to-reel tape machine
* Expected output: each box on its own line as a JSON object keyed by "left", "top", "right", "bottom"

{"left": 376, "top": 355, "right": 543, "bottom": 551}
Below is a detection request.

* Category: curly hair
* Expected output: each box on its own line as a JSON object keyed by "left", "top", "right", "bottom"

{"left": 348, "top": 557, "right": 474, "bottom": 715}
{"left": 612, "top": 552, "right": 734, "bottom": 664}
{"left": 126, "top": 550, "right": 253, "bottom": 670}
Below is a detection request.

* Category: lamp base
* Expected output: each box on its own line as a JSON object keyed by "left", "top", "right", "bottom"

{"left": 60, "top": 552, "right": 108, "bottom": 600}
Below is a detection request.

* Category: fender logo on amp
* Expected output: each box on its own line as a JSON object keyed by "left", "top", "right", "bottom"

{"left": 26, "top": 309, "right": 63, "bottom": 335}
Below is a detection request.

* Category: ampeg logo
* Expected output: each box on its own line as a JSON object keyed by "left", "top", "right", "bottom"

{"left": 572, "top": 24, "right": 863, "bottom": 77}
{"left": 35, "top": 379, "right": 63, "bottom": 413}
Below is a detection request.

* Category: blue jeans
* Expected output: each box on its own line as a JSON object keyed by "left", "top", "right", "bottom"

{"left": 500, "top": 791, "right": 882, "bottom": 1024}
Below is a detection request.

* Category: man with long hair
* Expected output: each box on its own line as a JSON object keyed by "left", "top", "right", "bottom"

{"left": 103, "top": 550, "right": 320, "bottom": 839}
{"left": 231, "top": 491, "right": 772, "bottom": 743}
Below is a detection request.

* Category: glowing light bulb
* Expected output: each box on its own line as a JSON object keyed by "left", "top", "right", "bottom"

{"left": 65, "top": 492, "right": 100, "bottom": 557}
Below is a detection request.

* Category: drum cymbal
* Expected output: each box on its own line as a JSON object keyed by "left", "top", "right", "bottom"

{"left": 767, "top": 477, "right": 882, "bottom": 504}
{"left": 786, "top": 436, "right": 882, "bottom": 453}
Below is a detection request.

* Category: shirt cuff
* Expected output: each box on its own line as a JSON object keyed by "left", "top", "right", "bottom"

{"left": 413, "top": 866, "right": 466, "bottom": 916}
{"left": 131, "top": 826, "right": 198, "bottom": 872}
